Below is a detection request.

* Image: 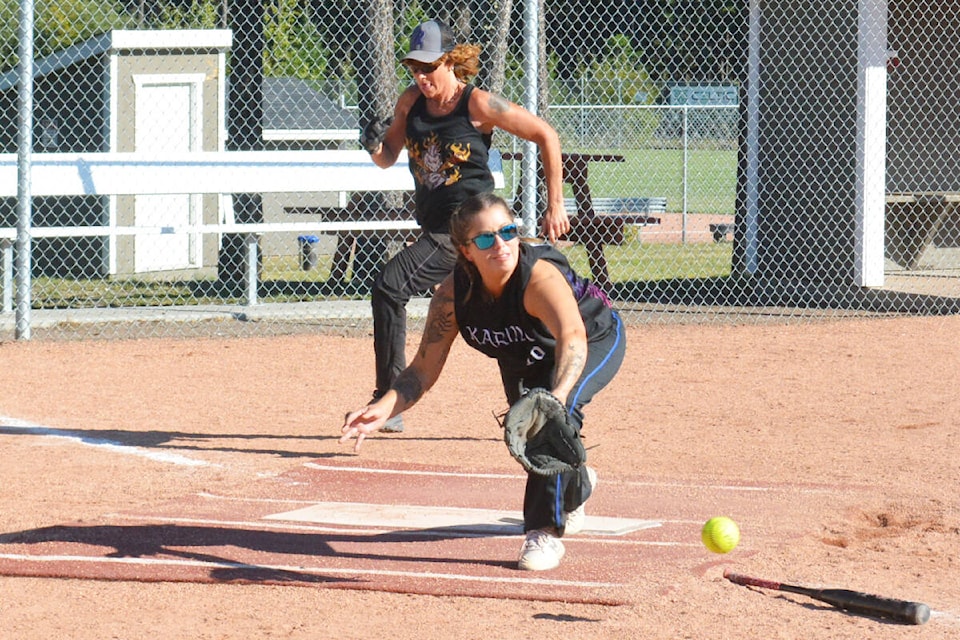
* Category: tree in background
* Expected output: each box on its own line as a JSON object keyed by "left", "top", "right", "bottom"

{"left": 152, "top": 0, "right": 221, "bottom": 28}
{"left": 660, "top": 0, "right": 740, "bottom": 85}
{"left": 470, "top": 0, "right": 513, "bottom": 97}
{"left": 584, "top": 34, "right": 658, "bottom": 106}
{"left": 0, "top": 0, "right": 135, "bottom": 71}
{"left": 4, "top": 1, "right": 743, "bottom": 100}
{"left": 264, "top": 0, "right": 327, "bottom": 81}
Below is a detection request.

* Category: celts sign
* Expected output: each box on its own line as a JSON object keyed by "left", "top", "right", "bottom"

{"left": 668, "top": 85, "right": 738, "bottom": 106}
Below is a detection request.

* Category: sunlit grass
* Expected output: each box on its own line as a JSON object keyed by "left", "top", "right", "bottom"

{"left": 500, "top": 147, "right": 737, "bottom": 216}
{"left": 24, "top": 240, "right": 734, "bottom": 309}
{"left": 561, "top": 239, "right": 734, "bottom": 282}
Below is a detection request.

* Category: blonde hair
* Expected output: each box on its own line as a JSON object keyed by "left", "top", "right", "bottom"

{"left": 444, "top": 43, "right": 481, "bottom": 81}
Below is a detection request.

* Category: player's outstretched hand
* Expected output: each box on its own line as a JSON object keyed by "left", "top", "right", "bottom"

{"left": 340, "top": 404, "right": 389, "bottom": 452}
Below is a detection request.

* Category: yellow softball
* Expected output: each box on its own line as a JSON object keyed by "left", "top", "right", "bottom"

{"left": 701, "top": 516, "right": 740, "bottom": 554}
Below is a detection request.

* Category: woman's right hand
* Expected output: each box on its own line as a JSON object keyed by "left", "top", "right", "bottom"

{"left": 339, "top": 403, "right": 391, "bottom": 452}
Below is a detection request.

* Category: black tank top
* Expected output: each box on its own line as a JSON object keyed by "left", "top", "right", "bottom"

{"left": 453, "top": 243, "right": 616, "bottom": 378}
{"left": 405, "top": 84, "right": 495, "bottom": 233}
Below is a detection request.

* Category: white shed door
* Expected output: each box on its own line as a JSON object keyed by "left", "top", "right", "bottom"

{"left": 133, "top": 77, "right": 203, "bottom": 272}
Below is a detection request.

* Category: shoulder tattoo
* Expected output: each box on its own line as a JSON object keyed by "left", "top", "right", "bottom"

{"left": 487, "top": 93, "right": 510, "bottom": 114}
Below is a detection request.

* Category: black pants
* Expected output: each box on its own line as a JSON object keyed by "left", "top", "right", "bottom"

{"left": 371, "top": 231, "right": 458, "bottom": 396}
{"left": 501, "top": 312, "right": 627, "bottom": 535}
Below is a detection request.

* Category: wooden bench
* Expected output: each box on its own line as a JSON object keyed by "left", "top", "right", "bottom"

{"left": 286, "top": 191, "right": 419, "bottom": 281}
{"left": 561, "top": 197, "right": 663, "bottom": 246}
{"left": 503, "top": 151, "right": 663, "bottom": 290}
{"left": 286, "top": 152, "right": 666, "bottom": 290}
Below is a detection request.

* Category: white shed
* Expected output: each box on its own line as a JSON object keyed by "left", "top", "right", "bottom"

{"left": 0, "top": 29, "right": 232, "bottom": 277}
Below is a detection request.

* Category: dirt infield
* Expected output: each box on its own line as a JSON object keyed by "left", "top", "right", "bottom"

{"left": 1, "top": 316, "right": 959, "bottom": 639}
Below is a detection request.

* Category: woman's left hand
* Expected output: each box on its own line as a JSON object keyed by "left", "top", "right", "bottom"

{"left": 541, "top": 204, "right": 571, "bottom": 243}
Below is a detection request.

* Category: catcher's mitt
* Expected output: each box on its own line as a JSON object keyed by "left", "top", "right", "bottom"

{"left": 502, "top": 388, "right": 586, "bottom": 475}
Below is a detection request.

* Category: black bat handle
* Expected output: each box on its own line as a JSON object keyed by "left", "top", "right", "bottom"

{"left": 813, "top": 588, "right": 930, "bottom": 625}
{"left": 724, "top": 571, "right": 930, "bottom": 625}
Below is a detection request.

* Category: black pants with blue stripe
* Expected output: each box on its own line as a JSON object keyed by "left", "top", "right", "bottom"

{"left": 371, "top": 231, "right": 458, "bottom": 396}
{"left": 500, "top": 312, "right": 627, "bottom": 535}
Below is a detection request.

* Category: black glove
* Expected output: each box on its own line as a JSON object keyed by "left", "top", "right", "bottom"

{"left": 359, "top": 116, "right": 393, "bottom": 155}
{"left": 502, "top": 388, "right": 586, "bottom": 475}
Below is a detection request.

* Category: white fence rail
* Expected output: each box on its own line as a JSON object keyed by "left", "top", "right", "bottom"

{"left": 0, "top": 149, "right": 509, "bottom": 312}
{"left": 1, "top": 150, "right": 420, "bottom": 311}
{"left": 0, "top": 150, "right": 415, "bottom": 197}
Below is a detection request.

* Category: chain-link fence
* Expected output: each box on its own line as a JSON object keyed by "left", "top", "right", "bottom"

{"left": 1, "top": 1, "right": 958, "bottom": 340}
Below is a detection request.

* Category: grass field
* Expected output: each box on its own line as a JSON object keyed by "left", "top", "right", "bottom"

{"left": 500, "top": 147, "right": 737, "bottom": 216}
{"left": 25, "top": 241, "right": 734, "bottom": 309}
{"left": 561, "top": 240, "right": 734, "bottom": 282}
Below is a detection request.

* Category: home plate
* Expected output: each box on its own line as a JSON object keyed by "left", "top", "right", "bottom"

{"left": 0, "top": 459, "right": 674, "bottom": 604}
{"left": 263, "top": 501, "right": 658, "bottom": 536}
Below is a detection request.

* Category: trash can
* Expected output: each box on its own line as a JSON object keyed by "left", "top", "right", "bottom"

{"left": 298, "top": 234, "right": 319, "bottom": 271}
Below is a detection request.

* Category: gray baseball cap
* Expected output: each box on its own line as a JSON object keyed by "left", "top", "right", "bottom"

{"left": 402, "top": 20, "right": 455, "bottom": 63}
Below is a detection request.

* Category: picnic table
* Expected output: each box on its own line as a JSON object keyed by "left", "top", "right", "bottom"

{"left": 502, "top": 152, "right": 661, "bottom": 290}
{"left": 885, "top": 192, "right": 960, "bottom": 269}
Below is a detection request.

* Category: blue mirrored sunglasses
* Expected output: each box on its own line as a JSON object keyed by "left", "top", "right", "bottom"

{"left": 470, "top": 224, "right": 519, "bottom": 250}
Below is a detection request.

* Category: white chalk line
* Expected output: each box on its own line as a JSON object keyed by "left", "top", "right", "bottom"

{"left": 0, "top": 416, "right": 872, "bottom": 596}
{"left": 0, "top": 418, "right": 854, "bottom": 494}
{"left": 0, "top": 552, "right": 624, "bottom": 589}
{"left": 0, "top": 415, "right": 211, "bottom": 467}
{"left": 113, "top": 513, "right": 503, "bottom": 538}
{"left": 302, "top": 462, "right": 851, "bottom": 494}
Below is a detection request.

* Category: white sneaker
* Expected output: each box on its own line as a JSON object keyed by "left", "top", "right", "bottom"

{"left": 517, "top": 529, "right": 565, "bottom": 571}
{"left": 379, "top": 414, "right": 404, "bottom": 433}
{"left": 368, "top": 391, "right": 404, "bottom": 433}
{"left": 563, "top": 467, "right": 597, "bottom": 536}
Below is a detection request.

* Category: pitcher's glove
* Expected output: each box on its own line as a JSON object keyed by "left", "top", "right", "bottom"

{"left": 502, "top": 388, "right": 586, "bottom": 476}
{"left": 359, "top": 116, "right": 393, "bottom": 154}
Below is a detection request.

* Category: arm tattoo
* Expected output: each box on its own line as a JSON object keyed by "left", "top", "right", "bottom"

{"left": 553, "top": 342, "right": 586, "bottom": 391}
{"left": 487, "top": 93, "right": 510, "bottom": 114}
{"left": 423, "top": 307, "right": 455, "bottom": 345}
{"left": 418, "top": 290, "right": 456, "bottom": 358}
{"left": 393, "top": 369, "right": 424, "bottom": 406}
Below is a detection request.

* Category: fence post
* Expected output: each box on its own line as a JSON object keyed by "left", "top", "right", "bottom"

{"left": 682, "top": 105, "right": 689, "bottom": 244}
{"left": 2, "top": 238, "right": 12, "bottom": 313}
{"left": 520, "top": 0, "right": 540, "bottom": 236}
{"left": 244, "top": 233, "right": 260, "bottom": 306}
{"left": 15, "top": 0, "right": 35, "bottom": 339}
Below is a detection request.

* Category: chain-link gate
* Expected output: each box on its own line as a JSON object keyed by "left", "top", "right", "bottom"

{"left": 0, "top": 1, "right": 957, "bottom": 340}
